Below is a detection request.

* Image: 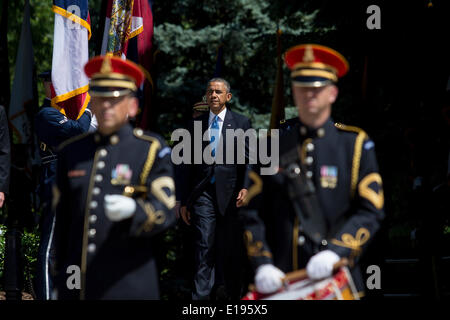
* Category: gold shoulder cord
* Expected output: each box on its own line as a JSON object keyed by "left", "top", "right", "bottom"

{"left": 292, "top": 216, "right": 299, "bottom": 271}
{"left": 242, "top": 171, "right": 263, "bottom": 206}
{"left": 334, "top": 123, "right": 367, "bottom": 198}
{"left": 243, "top": 230, "right": 272, "bottom": 258}
{"left": 134, "top": 130, "right": 161, "bottom": 187}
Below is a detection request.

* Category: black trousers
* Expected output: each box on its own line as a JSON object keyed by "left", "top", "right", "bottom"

{"left": 191, "top": 183, "right": 245, "bottom": 300}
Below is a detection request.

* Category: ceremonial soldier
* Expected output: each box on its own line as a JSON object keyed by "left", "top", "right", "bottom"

{"left": 52, "top": 56, "right": 176, "bottom": 300}
{"left": 241, "top": 44, "right": 385, "bottom": 297}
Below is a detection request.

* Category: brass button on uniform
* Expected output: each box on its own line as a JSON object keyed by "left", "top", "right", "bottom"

{"left": 95, "top": 174, "right": 103, "bottom": 182}
{"left": 90, "top": 201, "right": 98, "bottom": 209}
{"left": 99, "top": 149, "right": 107, "bottom": 157}
{"left": 89, "top": 229, "right": 97, "bottom": 238}
{"left": 305, "top": 156, "right": 313, "bottom": 165}
{"left": 89, "top": 215, "right": 97, "bottom": 223}
{"left": 93, "top": 187, "right": 101, "bottom": 195}
{"left": 97, "top": 161, "right": 105, "bottom": 169}
{"left": 298, "top": 235, "right": 306, "bottom": 246}
{"left": 321, "top": 239, "right": 328, "bottom": 246}
{"left": 317, "top": 128, "right": 325, "bottom": 137}
{"left": 306, "top": 171, "right": 313, "bottom": 178}
{"left": 110, "top": 135, "right": 119, "bottom": 145}
{"left": 88, "top": 243, "right": 96, "bottom": 253}
{"left": 306, "top": 143, "right": 314, "bottom": 152}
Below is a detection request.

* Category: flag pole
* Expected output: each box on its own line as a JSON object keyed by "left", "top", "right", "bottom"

{"left": 269, "top": 28, "right": 285, "bottom": 130}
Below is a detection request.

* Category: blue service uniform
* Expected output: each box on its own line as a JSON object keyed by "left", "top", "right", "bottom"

{"left": 34, "top": 98, "right": 91, "bottom": 300}
{"left": 241, "top": 119, "right": 385, "bottom": 295}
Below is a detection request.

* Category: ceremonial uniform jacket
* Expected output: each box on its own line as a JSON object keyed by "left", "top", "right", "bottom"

{"left": 279, "top": 117, "right": 300, "bottom": 136}
{"left": 53, "top": 124, "right": 176, "bottom": 299}
{"left": 35, "top": 99, "right": 92, "bottom": 151}
{"left": 241, "top": 118, "right": 385, "bottom": 292}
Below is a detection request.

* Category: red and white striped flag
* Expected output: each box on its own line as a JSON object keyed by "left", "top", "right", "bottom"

{"left": 51, "top": 0, "right": 91, "bottom": 120}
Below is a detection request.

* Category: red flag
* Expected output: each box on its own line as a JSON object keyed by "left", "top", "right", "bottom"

{"left": 101, "top": 0, "right": 154, "bottom": 129}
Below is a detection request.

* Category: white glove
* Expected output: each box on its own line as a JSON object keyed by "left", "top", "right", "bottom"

{"left": 255, "top": 264, "right": 285, "bottom": 294}
{"left": 104, "top": 194, "right": 136, "bottom": 221}
{"left": 306, "top": 250, "right": 340, "bottom": 280}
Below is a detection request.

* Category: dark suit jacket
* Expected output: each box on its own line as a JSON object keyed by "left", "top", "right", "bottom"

{"left": 180, "top": 108, "right": 252, "bottom": 215}
{"left": 0, "top": 105, "right": 10, "bottom": 194}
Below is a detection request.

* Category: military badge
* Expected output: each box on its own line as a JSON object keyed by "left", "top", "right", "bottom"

{"left": 320, "top": 165, "right": 338, "bottom": 189}
{"left": 111, "top": 164, "right": 132, "bottom": 185}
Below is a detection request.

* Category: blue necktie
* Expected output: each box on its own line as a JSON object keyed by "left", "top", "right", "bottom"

{"left": 210, "top": 115, "right": 219, "bottom": 183}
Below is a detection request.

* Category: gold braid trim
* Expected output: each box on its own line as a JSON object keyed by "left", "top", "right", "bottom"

{"left": 135, "top": 199, "right": 166, "bottom": 235}
{"left": 244, "top": 230, "right": 272, "bottom": 258}
{"left": 151, "top": 176, "right": 176, "bottom": 209}
{"left": 134, "top": 132, "right": 161, "bottom": 186}
{"left": 334, "top": 123, "right": 367, "bottom": 198}
{"left": 292, "top": 216, "right": 299, "bottom": 271}
{"left": 80, "top": 149, "right": 101, "bottom": 300}
{"left": 331, "top": 228, "right": 370, "bottom": 263}
{"left": 300, "top": 138, "right": 313, "bottom": 165}
{"left": 242, "top": 171, "right": 263, "bottom": 206}
{"left": 358, "top": 173, "right": 384, "bottom": 209}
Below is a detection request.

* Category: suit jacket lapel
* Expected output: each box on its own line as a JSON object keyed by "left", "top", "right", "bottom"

{"left": 221, "top": 108, "right": 235, "bottom": 162}
{"left": 200, "top": 113, "right": 209, "bottom": 151}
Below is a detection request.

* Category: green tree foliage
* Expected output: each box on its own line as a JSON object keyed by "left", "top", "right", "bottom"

{"left": 152, "top": 0, "right": 334, "bottom": 131}
{"left": 4, "top": 0, "right": 104, "bottom": 105}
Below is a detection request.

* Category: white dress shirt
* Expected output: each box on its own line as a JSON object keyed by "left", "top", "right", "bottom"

{"left": 208, "top": 108, "right": 227, "bottom": 140}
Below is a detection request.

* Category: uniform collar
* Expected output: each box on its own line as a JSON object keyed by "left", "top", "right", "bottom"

{"left": 298, "top": 117, "right": 335, "bottom": 139}
{"left": 94, "top": 123, "right": 133, "bottom": 145}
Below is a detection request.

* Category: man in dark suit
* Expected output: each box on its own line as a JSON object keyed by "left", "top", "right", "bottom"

{"left": 179, "top": 78, "right": 252, "bottom": 300}
{"left": 52, "top": 55, "right": 176, "bottom": 299}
